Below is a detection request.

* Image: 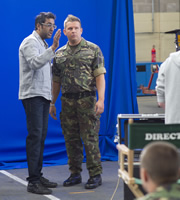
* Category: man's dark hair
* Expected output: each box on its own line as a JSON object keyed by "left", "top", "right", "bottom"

{"left": 35, "top": 12, "right": 56, "bottom": 30}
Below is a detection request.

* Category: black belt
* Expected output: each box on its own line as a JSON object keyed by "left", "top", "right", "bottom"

{"left": 62, "top": 91, "right": 96, "bottom": 99}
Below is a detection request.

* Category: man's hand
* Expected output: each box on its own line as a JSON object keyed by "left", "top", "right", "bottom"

{"left": 158, "top": 102, "right": 165, "bottom": 109}
{"left": 49, "top": 106, "right": 57, "bottom": 120}
{"left": 51, "top": 29, "right": 61, "bottom": 52}
{"left": 95, "top": 100, "right": 104, "bottom": 115}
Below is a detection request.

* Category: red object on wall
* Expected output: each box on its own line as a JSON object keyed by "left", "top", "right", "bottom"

{"left": 151, "top": 45, "right": 156, "bottom": 62}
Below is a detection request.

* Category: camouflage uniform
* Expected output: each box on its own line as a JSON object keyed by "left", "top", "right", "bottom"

{"left": 136, "top": 183, "right": 180, "bottom": 200}
{"left": 52, "top": 38, "right": 106, "bottom": 176}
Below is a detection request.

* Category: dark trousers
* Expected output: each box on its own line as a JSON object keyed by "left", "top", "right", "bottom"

{"left": 22, "top": 96, "right": 50, "bottom": 183}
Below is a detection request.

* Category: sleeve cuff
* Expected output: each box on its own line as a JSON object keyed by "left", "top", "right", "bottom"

{"left": 94, "top": 67, "right": 106, "bottom": 77}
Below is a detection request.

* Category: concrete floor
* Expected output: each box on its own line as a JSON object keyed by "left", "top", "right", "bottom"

{"left": 137, "top": 95, "right": 164, "bottom": 115}
{"left": 0, "top": 96, "right": 164, "bottom": 200}
{"left": 0, "top": 161, "right": 123, "bottom": 200}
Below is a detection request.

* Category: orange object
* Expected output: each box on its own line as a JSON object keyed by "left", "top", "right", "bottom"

{"left": 151, "top": 45, "right": 156, "bottom": 62}
{"left": 140, "top": 64, "right": 159, "bottom": 95}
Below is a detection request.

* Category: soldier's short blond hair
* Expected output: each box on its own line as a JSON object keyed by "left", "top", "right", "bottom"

{"left": 140, "top": 141, "right": 180, "bottom": 185}
{"left": 64, "top": 14, "right": 81, "bottom": 28}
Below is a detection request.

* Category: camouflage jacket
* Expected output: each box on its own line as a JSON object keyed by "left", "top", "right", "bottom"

{"left": 136, "top": 183, "right": 180, "bottom": 200}
{"left": 52, "top": 38, "right": 106, "bottom": 94}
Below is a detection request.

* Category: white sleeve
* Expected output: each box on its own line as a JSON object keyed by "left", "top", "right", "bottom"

{"left": 20, "top": 38, "right": 55, "bottom": 70}
{"left": 156, "top": 61, "right": 166, "bottom": 103}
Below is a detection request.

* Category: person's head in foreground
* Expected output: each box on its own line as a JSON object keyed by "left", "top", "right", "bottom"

{"left": 140, "top": 141, "right": 180, "bottom": 193}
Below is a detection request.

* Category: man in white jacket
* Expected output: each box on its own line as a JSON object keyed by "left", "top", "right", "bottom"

{"left": 19, "top": 12, "right": 61, "bottom": 195}
{"left": 156, "top": 51, "right": 180, "bottom": 124}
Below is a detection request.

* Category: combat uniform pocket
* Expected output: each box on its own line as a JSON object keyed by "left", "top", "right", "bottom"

{"left": 56, "top": 57, "right": 67, "bottom": 64}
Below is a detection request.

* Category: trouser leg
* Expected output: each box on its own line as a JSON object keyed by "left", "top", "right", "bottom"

{"left": 60, "top": 97, "right": 83, "bottom": 174}
{"left": 77, "top": 96, "right": 102, "bottom": 177}
{"left": 38, "top": 98, "right": 50, "bottom": 175}
{"left": 22, "top": 97, "right": 49, "bottom": 183}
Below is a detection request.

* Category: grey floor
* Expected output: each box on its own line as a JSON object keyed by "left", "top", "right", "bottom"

{"left": 0, "top": 96, "right": 165, "bottom": 200}
{"left": 0, "top": 161, "right": 123, "bottom": 200}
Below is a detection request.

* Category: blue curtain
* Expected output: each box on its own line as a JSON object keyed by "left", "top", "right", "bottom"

{"left": 98, "top": 0, "right": 138, "bottom": 159}
{"left": 0, "top": 0, "right": 138, "bottom": 170}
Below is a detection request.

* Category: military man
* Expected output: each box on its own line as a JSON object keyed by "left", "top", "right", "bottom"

{"left": 136, "top": 141, "right": 180, "bottom": 200}
{"left": 49, "top": 14, "right": 106, "bottom": 189}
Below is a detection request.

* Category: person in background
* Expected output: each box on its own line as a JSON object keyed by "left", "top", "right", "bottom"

{"left": 136, "top": 141, "right": 180, "bottom": 200}
{"left": 49, "top": 14, "right": 106, "bottom": 189}
{"left": 19, "top": 12, "right": 61, "bottom": 195}
{"left": 156, "top": 50, "right": 180, "bottom": 124}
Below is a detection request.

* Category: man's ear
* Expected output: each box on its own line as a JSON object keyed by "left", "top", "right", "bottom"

{"left": 63, "top": 29, "right": 66, "bottom": 36}
{"left": 36, "top": 23, "right": 41, "bottom": 29}
{"left": 144, "top": 170, "right": 149, "bottom": 182}
{"left": 140, "top": 168, "right": 149, "bottom": 183}
{"left": 36, "top": 23, "right": 42, "bottom": 32}
{"left": 140, "top": 167, "right": 151, "bottom": 193}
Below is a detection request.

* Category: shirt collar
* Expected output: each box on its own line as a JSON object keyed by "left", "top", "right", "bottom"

{"left": 65, "top": 38, "right": 87, "bottom": 54}
{"left": 32, "top": 30, "right": 49, "bottom": 48}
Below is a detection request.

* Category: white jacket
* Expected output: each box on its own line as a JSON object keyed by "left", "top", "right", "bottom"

{"left": 156, "top": 51, "right": 180, "bottom": 124}
{"left": 18, "top": 31, "right": 55, "bottom": 100}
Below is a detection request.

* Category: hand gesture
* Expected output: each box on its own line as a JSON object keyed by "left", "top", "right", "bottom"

{"left": 51, "top": 29, "right": 61, "bottom": 52}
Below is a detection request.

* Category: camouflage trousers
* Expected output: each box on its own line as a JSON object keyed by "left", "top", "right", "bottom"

{"left": 60, "top": 95, "right": 102, "bottom": 177}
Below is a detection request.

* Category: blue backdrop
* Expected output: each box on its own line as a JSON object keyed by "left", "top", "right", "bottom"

{"left": 0, "top": 0, "right": 138, "bottom": 169}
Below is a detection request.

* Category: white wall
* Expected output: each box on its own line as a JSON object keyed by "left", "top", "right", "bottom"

{"left": 134, "top": 0, "right": 180, "bottom": 62}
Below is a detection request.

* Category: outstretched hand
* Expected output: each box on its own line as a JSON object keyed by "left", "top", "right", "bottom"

{"left": 51, "top": 29, "right": 61, "bottom": 52}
